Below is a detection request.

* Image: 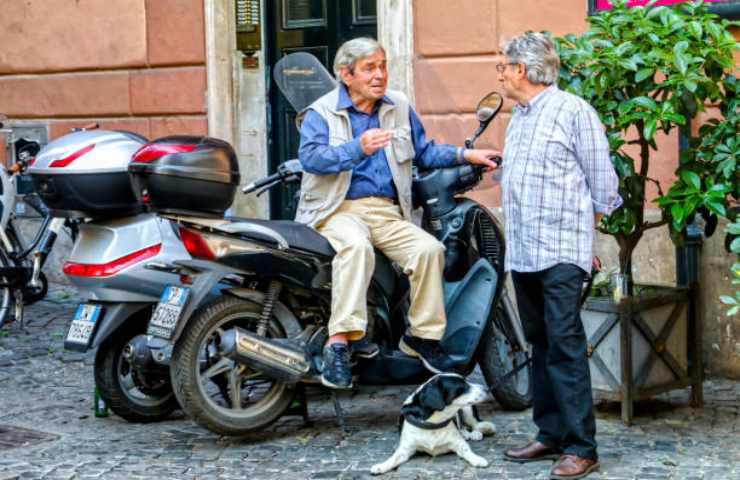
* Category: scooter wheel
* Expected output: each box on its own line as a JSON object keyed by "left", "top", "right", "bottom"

{"left": 170, "top": 295, "right": 295, "bottom": 436}
{"left": 478, "top": 304, "right": 533, "bottom": 411}
{"left": 94, "top": 321, "right": 179, "bottom": 422}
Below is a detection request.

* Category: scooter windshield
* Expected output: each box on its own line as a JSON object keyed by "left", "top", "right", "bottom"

{"left": 273, "top": 52, "right": 336, "bottom": 114}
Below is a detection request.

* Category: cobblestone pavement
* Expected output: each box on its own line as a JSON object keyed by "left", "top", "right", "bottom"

{"left": 0, "top": 285, "right": 738, "bottom": 480}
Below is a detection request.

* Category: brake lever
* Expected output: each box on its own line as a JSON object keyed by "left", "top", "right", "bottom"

{"left": 255, "top": 179, "right": 282, "bottom": 197}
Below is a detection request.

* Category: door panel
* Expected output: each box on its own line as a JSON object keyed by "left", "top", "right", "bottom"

{"left": 267, "top": 0, "right": 376, "bottom": 220}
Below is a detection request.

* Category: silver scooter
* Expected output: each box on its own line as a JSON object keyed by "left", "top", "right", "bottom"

{"left": 29, "top": 128, "right": 191, "bottom": 422}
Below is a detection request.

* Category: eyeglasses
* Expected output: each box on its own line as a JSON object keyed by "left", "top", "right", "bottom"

{"left": 495, "top": 63, "right": 518, "bottom": 73}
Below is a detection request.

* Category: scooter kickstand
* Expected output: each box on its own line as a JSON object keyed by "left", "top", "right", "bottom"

{"left": 331, "top": 391, "right": 349, "bottom": 435}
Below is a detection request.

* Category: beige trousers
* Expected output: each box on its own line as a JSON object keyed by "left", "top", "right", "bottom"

{"left": 316, "top": 197, "right": 447, "bottom": 341}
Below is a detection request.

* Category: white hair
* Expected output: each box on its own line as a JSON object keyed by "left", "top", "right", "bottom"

{"left": 333, "top": 37, "right": 385, "bottom": 81}
{"left": 502, "top": 32, "right": 560, "bottom": 86}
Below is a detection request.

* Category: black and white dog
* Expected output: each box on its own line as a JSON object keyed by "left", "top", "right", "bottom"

{"left": 370, "top": 373, "right": 496, "bottom": 475}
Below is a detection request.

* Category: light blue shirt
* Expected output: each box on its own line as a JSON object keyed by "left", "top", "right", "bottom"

{"left": 502, "top": 86, "right": 622, "bottom": 273}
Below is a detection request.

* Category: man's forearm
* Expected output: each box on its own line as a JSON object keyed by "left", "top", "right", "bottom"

{"left": 299, "top": 139, "right": 365, "bottom": 175}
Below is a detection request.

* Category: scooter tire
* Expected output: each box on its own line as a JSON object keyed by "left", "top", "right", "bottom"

{"left": 170, "top": 295, "right": 295, "bottom": 436}
{"left": 478, "top": 304, "right": 533, "bottom": 411}
{"left": 94, "top": 324, "right": 179, "bottom": 423}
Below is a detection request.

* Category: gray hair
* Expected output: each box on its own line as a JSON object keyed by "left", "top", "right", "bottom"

{"left": 502, "top": 32, "right": 560, "bottom": 86}
{"left": 333, "top": 37, "right": 385, "bottom": 81}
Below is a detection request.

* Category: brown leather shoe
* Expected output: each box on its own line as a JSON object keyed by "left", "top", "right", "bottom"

{"left": 550, "top": 454, "right": 600, "bottom": 479}
{"left": 504, "top": 441, "right": 561, "bottom": 463}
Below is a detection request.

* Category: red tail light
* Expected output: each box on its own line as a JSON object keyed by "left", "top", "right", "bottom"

{"left": 179, "top": 227, "right": 215, "bottom": 260}
{"left": 63, "top": 244, "right": 161, "bottom": 277}
{"left": 132, "top": 144, "right": 196, "bottom": 163}
{"left": 49, "top": 143, "right": 95, "bottom": 168}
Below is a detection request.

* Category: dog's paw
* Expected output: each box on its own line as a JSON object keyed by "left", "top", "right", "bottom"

{"left": 370, "top": 464, "right": 385, "bottom": 475}
{"left": 468, "top": 455, "right": 489, "bottom": 468}
{"left": 462, "top": 429, "right": 484, "bottom": 441}
{"left": 475, "top": 421, "right": 496, "bottom": 436}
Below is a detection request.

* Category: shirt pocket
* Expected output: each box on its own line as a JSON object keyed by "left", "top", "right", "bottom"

{"left": 545, "top": 128, "right": 573, "bottom": 153}
{"left": 391, "top": 126, "right": 415, "bottom": 164}
{"left": 298, "top": 191, "right": 327, "bottom": 212}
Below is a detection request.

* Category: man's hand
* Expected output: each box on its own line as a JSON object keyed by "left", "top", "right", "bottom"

{"left": 464, "top": 149, "right": 502, "bottom": 171}
{"left": 359, "top": 129, "right": 393, "bottom": 156}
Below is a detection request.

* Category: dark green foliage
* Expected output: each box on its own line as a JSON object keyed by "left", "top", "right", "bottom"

{"left": 556, "top": 0, "right": 739, "bottom": 290}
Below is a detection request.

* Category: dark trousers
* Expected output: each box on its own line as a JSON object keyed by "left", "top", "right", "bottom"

{"left": 511, "top": 263, "right": 598, "bottom": 460}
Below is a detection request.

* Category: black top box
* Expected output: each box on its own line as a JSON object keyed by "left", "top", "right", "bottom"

{"left": 128, "top": 136, "right": 240, "bottom": 216}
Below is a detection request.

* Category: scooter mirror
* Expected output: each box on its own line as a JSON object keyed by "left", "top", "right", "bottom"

{"left": 475, "top": 92, "right": 503, "bottom": 122}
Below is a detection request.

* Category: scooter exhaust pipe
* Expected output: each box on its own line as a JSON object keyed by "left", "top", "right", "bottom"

{"left": 218, "top": 327, "right": 311, "bottom": 383}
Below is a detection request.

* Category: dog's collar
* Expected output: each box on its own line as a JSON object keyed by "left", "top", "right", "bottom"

{"left": 398, "top": 412, "right": 455, "bottom": 431}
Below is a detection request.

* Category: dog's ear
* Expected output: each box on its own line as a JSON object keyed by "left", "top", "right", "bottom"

{"left": 440, "top": 375, "right": 469, "bottom": 404}
{"left": 400, "top": 402, "right": 426, "bottom": 420}
{"left": 418, "top": 377, "right": 447, "bottom": 412}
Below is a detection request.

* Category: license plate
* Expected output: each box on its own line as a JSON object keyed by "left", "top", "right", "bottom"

{"left": 64, "top": 304, "right": 102, "bottom": 351}
{"left": 147, "top": 285, "right": 189, "bottom": 339}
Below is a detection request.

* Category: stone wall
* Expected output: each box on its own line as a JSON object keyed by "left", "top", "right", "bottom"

{"left": 0, "top": 0, "right": 208, "bottom": 140}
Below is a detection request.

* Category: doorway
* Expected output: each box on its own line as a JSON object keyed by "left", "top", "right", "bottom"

{"left": 266, "top": 0, "right": 377, "bottom": 219}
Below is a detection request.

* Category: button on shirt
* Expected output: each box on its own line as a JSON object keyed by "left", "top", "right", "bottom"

{"left": 298, "top": 85, "right": 463, "bottom": 200}
{"left": 501, "top": 86, "right": 621, "bottom": 274}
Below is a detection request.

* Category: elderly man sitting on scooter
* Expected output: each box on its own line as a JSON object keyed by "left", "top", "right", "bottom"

{"left": 296, "top": 37, "right": 501, "bottom": 389}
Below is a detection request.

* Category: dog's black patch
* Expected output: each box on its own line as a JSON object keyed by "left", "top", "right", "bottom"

{"left": 402, "top": 374, "right": 470, "bottom": 421}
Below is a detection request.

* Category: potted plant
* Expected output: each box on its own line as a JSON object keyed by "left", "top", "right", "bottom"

{"left": 555, "top": 0, "right": 738, "bottom": 424}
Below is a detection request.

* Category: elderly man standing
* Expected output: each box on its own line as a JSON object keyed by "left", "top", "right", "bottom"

{"left": 497, "top": 33, "right": 620, "bottom": 479}
{"left": 297, "top": 37, "right": 500, "bottom": 389}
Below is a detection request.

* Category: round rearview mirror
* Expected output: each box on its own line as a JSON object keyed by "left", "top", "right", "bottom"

{"left": 476, "top": 92, "right": 503, "bottom": 122}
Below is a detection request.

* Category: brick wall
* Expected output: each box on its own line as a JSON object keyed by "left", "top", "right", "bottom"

{"left": 0, "top": 0, "right": 208, "bottom": 141}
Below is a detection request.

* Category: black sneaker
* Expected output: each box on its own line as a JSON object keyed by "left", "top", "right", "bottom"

{"left": 321, "top": 343, "right": 353, "bottom": 389}
{"left": 398, "top": 335, "right": 453, "bottom": 373}
{"left": 350, "top": 337, "right": 380, "bottom": 359}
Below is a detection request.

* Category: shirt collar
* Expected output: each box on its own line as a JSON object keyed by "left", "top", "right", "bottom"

{"left": 515, "top": 85, "right": 557, "bottom": 115}
{"left": 336, "top": 84, "right": 394, "bottom": 112}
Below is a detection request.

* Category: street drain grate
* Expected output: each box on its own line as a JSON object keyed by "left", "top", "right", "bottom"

{"left": 0, "top": 425, "right": 59, "bottom": 450}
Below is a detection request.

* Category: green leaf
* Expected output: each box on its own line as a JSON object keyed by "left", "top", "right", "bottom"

{"left": 680, "top": 171, "right": 701, "bottom": 190}
{"left": 732, "top": 236, "right": 740, "bottom": 253}
{"left": 618, "top": 101, "right": 633, "bottom": 115}
{"left": 673, "top": 42, "right": 690, "bottom": 75}
{"left": 728, "top": 306, "right": 740, "bottom": 317}
{"left": 671, "top": 203, "right": 685, "bottom": 231}
{"left": 727, "top": 223, "right": 740, "bottom": 235}
{"left": 620, "top": 58, "right": 639, "bottom": 71}
{"left": 688, "top": 21, "right": 703, "bottom": 39}
{"left": 643, "top": 118, "right": 658, "bottom": 141}
{"left": 720, "top": 295, "right": 737, "bottom": 305}
{"left": 664, "top": 113, "right": 687, "bottom": 125}
{"left": 635, "top": 68, "right": 655, "bottom": 82}
{"left": 615, "top": 41, "right": 634, "bottom": 56}
{"left": 707, "top": 22, "right": 722, "bottom": 39}
{"left": 633, "top": 96, "right": 657, "bottom": 111}
{"left": 684, "top": 79, "right": 698, "bottom": 93}
{"left": 705, "top": 199, "right": 727, "bottom": 217}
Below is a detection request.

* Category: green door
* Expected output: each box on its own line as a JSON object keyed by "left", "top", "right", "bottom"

{"left": 266, "top": 0, "right": 377, "bottom": 220}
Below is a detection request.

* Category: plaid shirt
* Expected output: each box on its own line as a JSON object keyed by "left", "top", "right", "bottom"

{"left": 501, "top": 86, "right": 621, "bottom": 273}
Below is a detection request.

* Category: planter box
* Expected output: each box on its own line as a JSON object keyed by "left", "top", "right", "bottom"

{"left": 581, "top": 284, "right": 703, "bottom": 425}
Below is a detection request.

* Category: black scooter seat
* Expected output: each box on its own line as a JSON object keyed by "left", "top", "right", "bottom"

{"left": 224, "top": 216, "right": 335, "bottom": 257}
